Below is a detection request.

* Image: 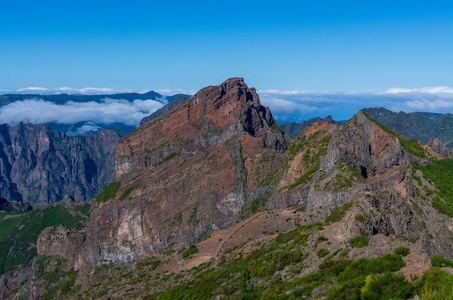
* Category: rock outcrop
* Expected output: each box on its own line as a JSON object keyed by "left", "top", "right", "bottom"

{"left": 75, "top": 78, "right": 291, "bottom": 272}
{"left": 7, "top": 79, "right": 453, "bottom": 299}
{"left": 0, "top": 123, "right": 120, "bottom": 205}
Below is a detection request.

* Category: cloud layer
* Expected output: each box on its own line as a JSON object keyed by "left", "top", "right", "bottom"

{"left": 0, "top": 98, "right": 164, "bottom": 127}
{"left": 259, "top": 86, "right": 453, "bottom": 122}
{"left": 3, "top": 86, "right": 453, "bottom": 129}
{"left": 13, "top": 87, "right": 136, "bottom": 95}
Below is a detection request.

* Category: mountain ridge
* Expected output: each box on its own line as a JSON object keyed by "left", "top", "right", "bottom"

{"left": 2, "top": 79, "right": 453, "bottom": 299}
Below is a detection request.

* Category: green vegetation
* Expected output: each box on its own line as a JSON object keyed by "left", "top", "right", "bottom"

{"left": 414, "top": 159, "right": 453, "bottom": 216}
{"left": 318, "top": 248, "right": 330, "bottom": 258}
{"left": 348, "top": 235, "right": 370, "bottom": 248}
{"left": 430, "top": 255, "right": 453, "bottom": 268}
{"left": 155, "top": 152, "right": 180, "bottom": 168}
{"left": 395, "top": 246, "right": 410, "bottom": 256}
{"left": 181, "top": 244, "right": 199, "bottom": 259}
{"left": 296, "top": 205, "right": 306, "bottom": 212}
{"left": 95, "top": 181, "right": 121, "bottom": 202}
{"left": 360, "top": 272, "right": 414, "bottom": 300}
{"left": 0, "top": 205, "right": 84, "bottom": 275}
{"left": 419, "top": 268, "right": 453, "bottom": 299}
{"left": 40, "top": 267, "right": 79, "bottom": 300}
{"left": 119, "top": 185, "right": 139, "bottom": 200}
{"left": 77, "top": 219, "right": 453, "bottom": 299}
{"left": 354, "top": 214, "right": 367, "bottom": 223}
{"left": 270, "top": 121, "right": 279, "bottom": 133}
{"left": 362, "top": 111, "right": 426, "bottom": 158}
{"left": 259, "top": 171, "right": 277, "bottom": 187}
{"left": 74, "top": 202, "right": 91, "bottom": 216}
{"left": 286, "top": 164, "right": 319, "bottom": 190}
{"left": 136, "top": 256, "right": 161, "bottom": 272}
{"left": 325, "top": 164, "right": 366, "bottom": 191}
{"left": 283, "top": 131, "right": 331, "bottom": 191}
{"left": 325, "top": 203, "right": 353, "bottom": 224}
{"left": 362, "top": 111, "right": 401, "bottom": 137}
{"left": 400, "top": 138, "right": 427, "bottom": 158}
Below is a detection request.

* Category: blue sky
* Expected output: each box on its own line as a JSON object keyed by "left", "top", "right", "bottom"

{"left": 1, "top": 0, "right": 452, "bottom": 92}
{"left": 1, "top": 0, "right": 453, "bottom": 125}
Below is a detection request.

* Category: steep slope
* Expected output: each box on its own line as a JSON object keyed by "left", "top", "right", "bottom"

{"left": 75, "top": 77, "right": 291, "bottom": 274}
{"left": 71, "top": 111, "right": 453, "bottom": 299}
{"left": 7, "top": 80, "right": 453, "bottom": 299}
{"left": 364, "top": 107, "right": 453, "bottom": 148}
{"left": 139, "top": 95, "right": 190, "bottom": 125}
{"left": 279, "top": 116, "right": 345, "bottom": 138}
{"left": 0, "top": 123, "right": 120, "bottom": 205}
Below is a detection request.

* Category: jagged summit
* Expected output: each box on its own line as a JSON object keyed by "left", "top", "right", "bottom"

{"left": 6, "top": 80, "right": 453, "bottom": 299}
{"left": 116, "top": 77, "right": 290, "bottom": 175}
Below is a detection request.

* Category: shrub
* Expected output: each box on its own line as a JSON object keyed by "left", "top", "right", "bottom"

{"left": 354, "top": 214, "right": 367, "bottom": 223}
{"left": 430, "top": 255, "right": 453, "bottom": 268}
{"left": 95, "top": 181, "right": 120, "bottom": 202}
{"left": 155, "top": 152, "right": 179, "bottom": 167}
{"left": 181, "top": 245, "right": 199, "bottom": 259}
{"left": 325, "top": 203, "right": 353, "bottom": 224}
{"left": 318, "top": 248, "right": 330, "bottom": 258}
{"left": 420, "top": 268, "right": 453, "bottom": 300}
{"left": 348, "top": 236, "right": 370, "bottom": 248}
{"left": 395, "top": 246, "right": 410, "bottom": 256}
{"left": 360, "top": 272, "right": 414, "bottom": 300}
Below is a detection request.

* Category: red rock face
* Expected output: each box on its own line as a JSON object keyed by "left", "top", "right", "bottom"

{"left": 117, "top": 78, "right": 271, "bottom": 160}
{"left": 80, "top": 78, "right": 291, "bottom": 268}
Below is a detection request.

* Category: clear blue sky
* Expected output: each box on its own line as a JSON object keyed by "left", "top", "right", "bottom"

{"left": 1, "top": 0, "right": 452, "bottom": 92}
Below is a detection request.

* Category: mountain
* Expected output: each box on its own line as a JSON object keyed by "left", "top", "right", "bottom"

{"left": 3, "top": 78, "right": 453, "bottom": 299}
{"left": 363, "top": 107, "right": 453, "bottom": 148}
{"left": 0, "top": 123, "right": 120, "bottom": 205}
{"left": 279, "top": 115, "right": 349, "bottom": 138}
{"left": 0, "top": 91, "right": 166, "bottom": 106}
{"left": 0, "top": 91, "right": 192, "bottom": 137}
{"left": 139, "top": 95, "right": 190, "bottom": 125}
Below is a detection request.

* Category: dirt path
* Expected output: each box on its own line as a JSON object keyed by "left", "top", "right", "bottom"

{"left": 164, "top": 208, "right": 316, "bottom": 273}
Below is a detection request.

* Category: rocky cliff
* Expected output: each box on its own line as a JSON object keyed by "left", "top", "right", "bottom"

{"left": 0, "top": 123, "right": 120, "bottom": 205}
{"left": 5, "top": 78, "right": 453, "bottom": 299}
{"left": 364, "top": 107, "right": 453, "bottom": 148}
{"left": 77, "top": 77, "right": 291, "bottom": 272}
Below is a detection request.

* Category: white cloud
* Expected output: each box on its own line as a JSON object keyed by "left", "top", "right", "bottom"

{"left": 391, "top": 98, "right": 453, "bottom": 113}
{"left": 14, "top": 87, "right": 134, "bottom": 95}
{"left": 67, "top": 123, "right": 102, "bottom": 136}
{"left": 260, "top": 96, "right": 326, "bottom": 122}
{"left": 154, "top": 88, "right": 196, "bottom": 96}
{"left": 0, "top": 98, "right": 164, "bottom": 127}
{"left": 16, "top": 87, "right": 50, "bottom": 93}
{"left": 385, "top": 86, "right": 453, "bottom": 94}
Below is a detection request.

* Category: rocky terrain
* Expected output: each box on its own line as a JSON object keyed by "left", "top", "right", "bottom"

{"left": 363, "top": 107, "right": 453, "bottom": 148}
{"left": 139, "top": 95, "right": 190, "bottom": 125}
{"left": 2, "top": 78, "right": 453, "bottom": 299}
{"left": 0, "top": 123, "right": 120, "bottom": 205}
{"left": 279, "top": 116, "right": 345, "bottom": 138}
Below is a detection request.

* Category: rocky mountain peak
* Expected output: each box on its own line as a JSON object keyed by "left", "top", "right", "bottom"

{"left": 115, "top": 77, "right": 290, "bottom": 175}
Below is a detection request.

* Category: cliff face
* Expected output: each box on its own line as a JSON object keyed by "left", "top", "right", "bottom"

{"left": 364, "top": 107, "right": 453, "bottom": 148}
{"left": 10, "top": 79, "right": 453, "bottom": 299}
{"left": 79, "top": 78, "right": 291, "bottom": 269}
{"left": 0, "top": 123, "right": 120, "bottom": 205}
{"left": 139, "top": 95, "right": 190, "bottom": 126}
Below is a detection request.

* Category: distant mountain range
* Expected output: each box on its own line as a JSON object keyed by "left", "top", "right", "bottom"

{"left": 279, "top": 107, "right": 453, "bottom": 149}
{"left": 0, "top": 91, "right": 167, "bottom": 106}
{"left": 363, "top": 107, "right": 453, "bottom": 148}
{"left": 0, "top": 91, "right": 191, "bottom": 137}
{"left": 0, "top": 123, "right": 120, "bottom": 205}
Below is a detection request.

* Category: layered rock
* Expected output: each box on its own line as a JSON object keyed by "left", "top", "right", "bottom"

{"left": 0, "top": 123, "right": 120, "bottom": 205}
{"left": 79, "top": 78, "right": 291, "bottom": 270}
